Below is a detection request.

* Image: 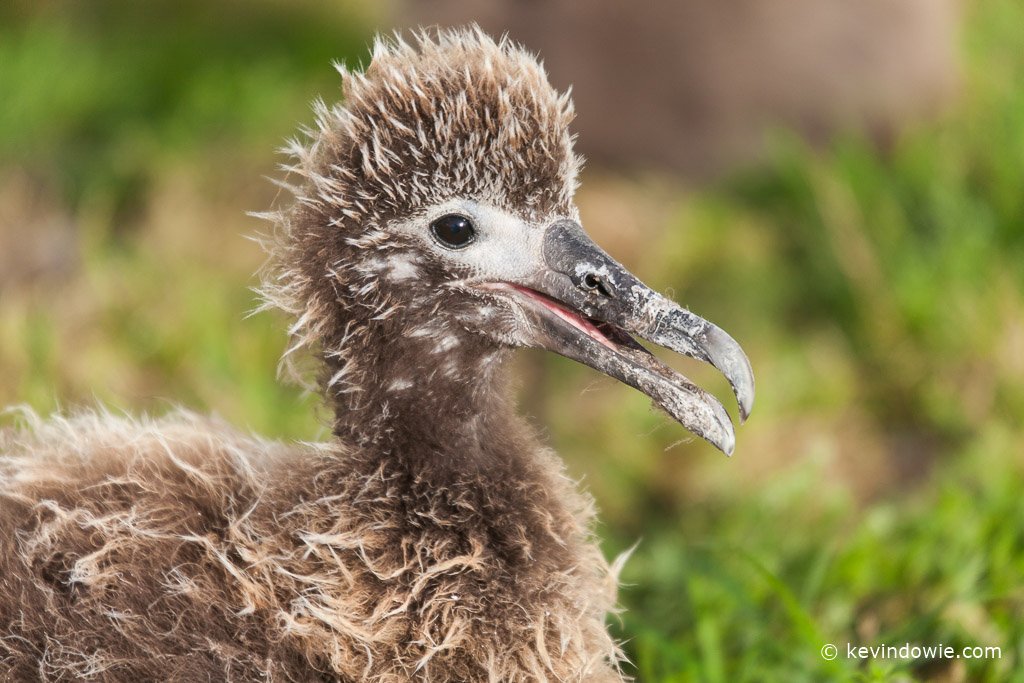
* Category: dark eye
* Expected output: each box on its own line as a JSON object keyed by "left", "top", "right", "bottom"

{"left": 430, "top": 214, "right": 476, "bottom": 249}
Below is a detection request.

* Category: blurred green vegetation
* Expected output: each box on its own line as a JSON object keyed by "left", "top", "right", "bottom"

{"left": 1, "top": 1, "right": 1022, "bottom": 681}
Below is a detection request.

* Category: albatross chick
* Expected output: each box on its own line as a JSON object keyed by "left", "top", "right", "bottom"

{"left": 0, "top": 27, "right": 754, "bottom": 682}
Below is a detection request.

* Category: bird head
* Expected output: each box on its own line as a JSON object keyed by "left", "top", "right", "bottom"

{"left": 263, "top": 27, "right": 754, "bottom": 454}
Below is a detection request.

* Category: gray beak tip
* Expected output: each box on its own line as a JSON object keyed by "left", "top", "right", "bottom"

{"left": 738, "top": 392, "right": 753, "bottom": 424}
{"left": 708, "top": 396, "right": 736, "bottom": 457}
{"left": 736, "top": 361, "right": 754, "bottom": 423}
{"left": 703, "top": 325, "right": 755, "bottom": 425}
{"left": 706, "top": 425, "right": 735, "bottom": 457}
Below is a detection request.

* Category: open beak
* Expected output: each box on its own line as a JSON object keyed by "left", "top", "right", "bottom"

{"left": 480, "top": 220, "right": 754, "bottom": 455}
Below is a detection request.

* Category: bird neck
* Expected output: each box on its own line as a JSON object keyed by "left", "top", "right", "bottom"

{"left": 315, "top": 312, "right": 586, "bottom": 581}
{"left": 323, "top": 317, "right": 512, "bottom": 456}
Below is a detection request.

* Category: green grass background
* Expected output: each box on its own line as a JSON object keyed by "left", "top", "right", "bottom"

{"left": 1, "top": 1, "right": 1022, "bottom": 680}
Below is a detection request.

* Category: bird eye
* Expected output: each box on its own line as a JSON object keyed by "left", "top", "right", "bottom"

{"left": 430, "top": 214, "right": 476, "bottom": 249}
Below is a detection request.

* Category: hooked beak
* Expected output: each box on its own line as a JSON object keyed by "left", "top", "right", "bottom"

{"left": 480, "top": 220, "right": 754, "bottom": 455}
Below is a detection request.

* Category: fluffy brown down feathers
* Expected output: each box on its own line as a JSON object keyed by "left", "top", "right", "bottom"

{"left": 1, "top": 28, "right": 628, "bottom": 681}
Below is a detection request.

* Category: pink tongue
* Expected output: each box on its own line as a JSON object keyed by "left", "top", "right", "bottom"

{"left": 507, "top": 284, "right": 618, "bottom": 351}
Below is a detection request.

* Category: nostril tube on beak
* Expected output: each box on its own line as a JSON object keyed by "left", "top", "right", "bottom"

{"left": 583, "top": 272, "right": 612, "bottom": 297}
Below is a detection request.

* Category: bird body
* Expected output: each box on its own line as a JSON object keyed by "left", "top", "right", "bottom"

{"left": 0, "top": 28, "right": 752, "bottom": 681}
{"left": 0, "top": 407, "right": 620, "bottom": 680}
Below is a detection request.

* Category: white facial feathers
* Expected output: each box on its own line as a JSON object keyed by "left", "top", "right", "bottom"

{"left": 388, "top": 199, "right": 549, "bottom": 284}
